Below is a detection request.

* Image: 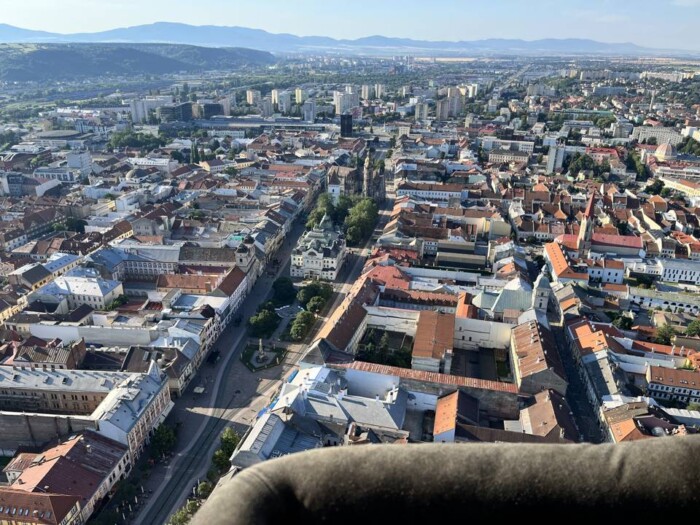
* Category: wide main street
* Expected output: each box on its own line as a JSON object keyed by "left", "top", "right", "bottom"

{"left": 135, "top": 195, "right": 394, "bottom": 525}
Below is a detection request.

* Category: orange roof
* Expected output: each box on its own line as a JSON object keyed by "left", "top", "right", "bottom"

{"left": 455, "top": 292, "right": 477, "bottom": 319}
{"left": 556, "top": 233, "right": 580, "bottom": 251}
{"left": 0, "top": 488, "right": 79, "bottom": 525}
{"left": 609, "top": 419, "right": 648, "bottom": 443}
{"left": 340, "top": 361, "right": 519, "bottom": 393}
{"left": 603, "top": 283, "right": 628, "bottom": 292}
{"left": 413, "top": 311, "right": 455, "bottom": 360}
{"left": 544, "top": 242, "right": 588, "bottom": 281}
{"left": 568, "top": 320, "right": 623, "bottom": 356}
{"left": 366, "top": 265, "right": 410, "bottom": 290}
{"left": 584, "top": 193, "right": 595, "bottom": 219}
{"left": 560, "top": 297, "right": 579, "bottom": 312}
{"left": 511, "top": 321, "right": 566, "bottom": 380}
{"left": 648, "top": 365, "right": 700, "bottom": 387}
{"left": 592, "top": 233, "right": 643, "bottom": 249}
{"left": 632, "top": 340, "right": 686, "bottom": 357}
{"left": 433, "top": 391, "right": 459, "bottom": 435}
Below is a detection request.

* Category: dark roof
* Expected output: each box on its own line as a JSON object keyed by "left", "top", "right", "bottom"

{"left": 18, "top": 264, "right": 52, "bottom": 285}
{"left": 455, "top": 423, "right": 572, "bottom": 443}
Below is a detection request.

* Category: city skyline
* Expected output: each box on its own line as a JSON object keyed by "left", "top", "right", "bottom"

{"left": 2, "top": 0, "right": 700, "bottom": 51}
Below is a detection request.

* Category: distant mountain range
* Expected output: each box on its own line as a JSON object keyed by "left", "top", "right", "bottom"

{"left": 0, "top": 22, "right": 687, "bottom": 56}
{"left": 0, "top": 43, "right": 275, "bottom": 82}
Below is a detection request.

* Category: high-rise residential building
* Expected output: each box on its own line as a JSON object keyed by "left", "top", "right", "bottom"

{"left": 334, "top": 91, "right": 360, "bottom": 115}
{"left": 345, "top": 85, "right": 354, "bottom": 94}
{"left": 448, "top": 95, "right": 462, "bottom": 117}
{"left": 436, "top": 99, "right": 450, "bottom": 120}
{"left": 271, "top": 89, "right": 280, "bottom": 105}
{"left": 415, "top": 102, "right": 430, "bottom": 122}
{"left": 220, "top": 97, "right": 232, "bottom": 116}
{"left": 277, "top": 91, "right": 292, "bottom": 114}
{"left": 303, "top": 99, "right": 317, "bottom": 122}
{"left": 361, "top": 85, "right": 373, "bottom": 100}
{"left": 295, "top": 88, "right": 305, "bottom": 104}
{"left": 260, "top": 98, "right": 274, "bottom": 117}
{"left": 246, "top": 89, "right": 261, "bottom": 105}
{"left": 374, "top": 84, "right": 385, "bottom": 98}
{"left": 467, "top": 83, "right": 479, "bottom": 98}
{"left": 129, "top": 96, "right": 172, "bottom": 123}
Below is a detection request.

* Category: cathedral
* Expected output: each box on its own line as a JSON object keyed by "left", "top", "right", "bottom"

{"left": 327, "top": 153, "right": 385, "bottom": 204}
{"left": 362, "top": 154, "right": 386, "bottom": 203}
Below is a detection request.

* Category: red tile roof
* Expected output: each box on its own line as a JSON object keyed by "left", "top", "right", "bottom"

{"left": 592, "top": 233, "right": 643, "bottom": 249}
{"left": 0, "top": 488, "right": 79, "bottom": 525}
{"left": 341, "top": 361, "right": 519, "bottom": 393}
{"left": 413, "top": 311, "right": 455, "bottom": 360}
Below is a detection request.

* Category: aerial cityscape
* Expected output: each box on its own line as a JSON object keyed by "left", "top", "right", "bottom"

{"left": 0, "top": 1, "right": 700, "bottom": 523}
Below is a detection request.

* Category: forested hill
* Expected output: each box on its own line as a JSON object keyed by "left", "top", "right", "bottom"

{"left": 0, "top": 43, "right": 276, "bottom": 81}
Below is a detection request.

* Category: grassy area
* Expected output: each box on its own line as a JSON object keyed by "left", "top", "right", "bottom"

{"left": 241, "top": 344, "right": 287, "bottom": 372}
{"left": 496, "top": 360, "right": 511, "bottom": 379}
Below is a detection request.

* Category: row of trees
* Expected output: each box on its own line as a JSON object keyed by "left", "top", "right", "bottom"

{"left": 290, "top": 311, "right": 316, "bottom": 341}
{"left": 679, "top": 136, "right": 700, "bottom": 157}
{"left": 625, "top": 150, "right": 648, "bottom": 180}
{"left": 108, "top": 131, "right": 166, "bottom": 151}
{"left": 169, "top": 428, "right": 240, "bottom": 525}
{"left": 345, "top": 198, "right": 379, "bottom": 246}
{"left": 297, "top": 282, "right": 333, "bottom": 313}
{"left": 565, "top": 153, "right": 610, "bottom": 177}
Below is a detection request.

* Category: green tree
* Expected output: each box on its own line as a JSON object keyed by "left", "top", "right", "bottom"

{"left": 686, "top": 320, "right": 700, "bottom": 337}
{"left": 168, "top": 508, "right": 191, "bottom": 525}
{"left": 212, "top": 449, "right": 231, "bottom": 474}
{"left": 290, "top": 311, "right": 316, "bottom": 341}
{"left": 377, "top": 332, "right": 390, "bottom": 362}
{"left": 297, "top": 282, "right": 333, "bottom": 306}
{"left": 612, "top": 316, "right": 633, "bottom": 330}
{"left": 306, "top": 296, "right": 326, "bottom": 313}
{"left": 171, "top": 150, "right": 185, "bottom": 163}
{"left": 220, "top": 427, "right": 241, "bottom": 458}
{"left": 655, "top": 324, "right": 677, "bottom": 345}
{"left": 686, "top": 402, "right": 700, "bottom": 411}
{"left": 66, "top": 217, "right": 87, "bottom": 234}
{"left": 108, "top": 131, "right": 165, "bottom": 151}
{"left": 333, "top": 195, "right": 354, "bottom": 225}
{"left": 248, "top": 309, "right": 280, "bottom": 337}
{"left": 344, "top": 198, "right": 378, "bottom": 246}
{"left": 647, "top": 179, "right": 665, "bottom": 195}
{"left": 272, "top": 277, "right": 296, "bottom": 305}
{"left": 197, "top": 481, "right": 213, "bottom": 498}
{"left": 151, "top": 424, "right": 177, "bottom": 458}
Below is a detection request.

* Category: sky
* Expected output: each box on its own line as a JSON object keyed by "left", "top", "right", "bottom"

{"left": 3, "top": 0, "right": 700, "bottom": 50}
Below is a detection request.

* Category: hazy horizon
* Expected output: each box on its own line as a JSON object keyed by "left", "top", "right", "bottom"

{"left": 3, "top": 0, "right": 700, "bottom": 51}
